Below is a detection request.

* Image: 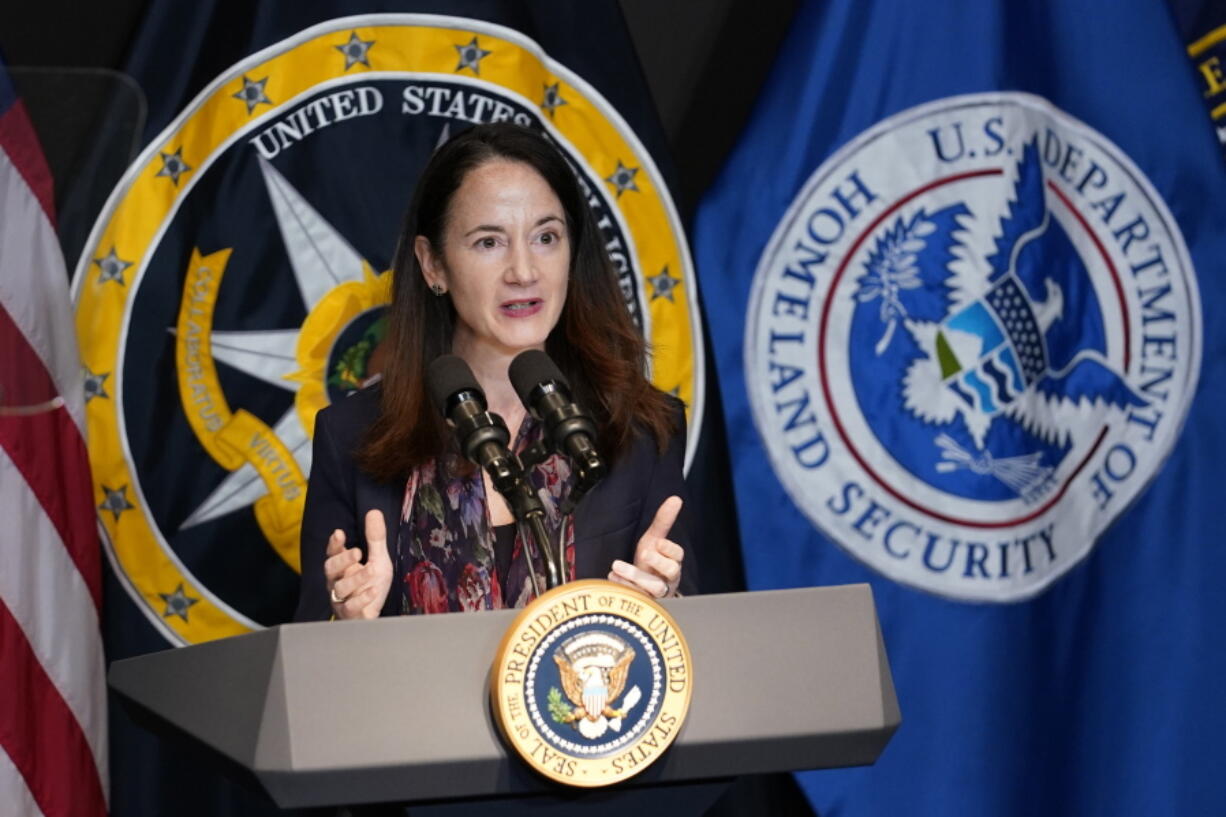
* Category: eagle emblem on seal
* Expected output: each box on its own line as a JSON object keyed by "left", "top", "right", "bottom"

{"left": 550, "top": 631, "right": 642, "bottom": 740}
{"left": 855, "top": 139, "right": 1147, "bottom": 503}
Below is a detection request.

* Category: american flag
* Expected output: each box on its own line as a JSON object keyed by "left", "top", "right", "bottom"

{"left": 0, "top": 61, "right": 109, "bottom": 817}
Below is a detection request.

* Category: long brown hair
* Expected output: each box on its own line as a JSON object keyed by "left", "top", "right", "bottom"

{"left": 357, "top": 123, "right": 676, "bottom": 481}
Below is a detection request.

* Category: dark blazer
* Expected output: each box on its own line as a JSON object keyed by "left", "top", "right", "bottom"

{"left": 293, "top": 386, "right": 694, "bottom": 621}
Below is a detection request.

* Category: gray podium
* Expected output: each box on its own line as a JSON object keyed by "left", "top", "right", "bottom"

{"left": 109, "top": 584, "right": 900, "bottom": 814}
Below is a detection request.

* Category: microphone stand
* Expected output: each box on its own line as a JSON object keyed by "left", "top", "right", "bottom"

{"left": 460, "top": 416, "right": 564, "bottom": 591}
{"left": 509, "top": 441, "right": 565, "bottom": 591}
{"left": 433, "top": 356, "right": 568, "bottom": 593}
{"left": 496, "top": 462, "right": 564, "bottom": 592}
{"left": 486, "top": 436, "right": 604, "bottom": 590}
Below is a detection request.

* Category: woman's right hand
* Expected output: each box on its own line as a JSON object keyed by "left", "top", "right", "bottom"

{"left": 325, "top": 509, "right": 393, "bottom": 619}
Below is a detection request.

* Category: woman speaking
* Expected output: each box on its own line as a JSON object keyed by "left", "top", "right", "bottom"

{"left": 294, "top": 123, "right": 692, "bottom": 621}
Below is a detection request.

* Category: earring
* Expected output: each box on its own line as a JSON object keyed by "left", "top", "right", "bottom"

{"left": 430, "top": 282, "right": 446, "bottom": 296}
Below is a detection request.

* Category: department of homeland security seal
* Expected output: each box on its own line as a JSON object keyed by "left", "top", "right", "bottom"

{"left": 73, "top": 15, "right": 703, "bottom": 645}
{"left": 491, "top": 580, "right": 692, "bottom": 786}
{"left": 745, "top": 93, "right": 1201, "bottom": 602}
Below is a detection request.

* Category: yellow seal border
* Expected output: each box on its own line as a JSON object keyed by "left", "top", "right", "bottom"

{"left": 490, "top": 579, "right": 693, "bottom": 787}
{"left": 72, "top": 14, "right": 704, "bottom": 645}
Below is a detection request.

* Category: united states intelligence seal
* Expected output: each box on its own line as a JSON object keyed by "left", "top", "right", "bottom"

{"left": 72, "top": 14, "right": 703, "bottom": 644}
{"left": 745, "top": 92, "right": 1201, "bottom": 602}
{"left": 491, "top": 580, "right": 692, "bottom": 786}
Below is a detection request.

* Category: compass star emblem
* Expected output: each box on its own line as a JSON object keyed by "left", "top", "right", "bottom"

{"left": 177, "top": 157, "right": 391, "bottom": 531}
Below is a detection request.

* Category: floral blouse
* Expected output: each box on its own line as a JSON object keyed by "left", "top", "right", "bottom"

{"left": 395, "top": 416, "right": 577, "bottom": 613}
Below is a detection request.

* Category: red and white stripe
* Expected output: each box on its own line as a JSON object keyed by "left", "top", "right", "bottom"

{"left": 0, "top": 79, "right": 109, "bottom": 817}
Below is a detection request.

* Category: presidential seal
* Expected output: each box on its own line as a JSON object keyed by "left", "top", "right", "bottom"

{"left": 746, "top": 92, "right": 1201, "bottom": 602}
{"left": 491, "top": 580, "right": 692, "bottom": 786}
{"left": 72, "top": 14, "right": 703, "bottom": 644}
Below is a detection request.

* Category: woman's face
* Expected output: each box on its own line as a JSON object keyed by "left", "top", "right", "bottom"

{"left": 417, "top": 159, "right": 570, "bottom": 363}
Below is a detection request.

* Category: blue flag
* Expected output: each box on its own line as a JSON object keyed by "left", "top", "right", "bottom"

{"left": 695, "top": 1, "right": 1226, "bottom": 814}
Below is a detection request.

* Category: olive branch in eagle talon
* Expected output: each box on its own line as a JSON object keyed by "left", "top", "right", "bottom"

{"left": 854, "top": 213, "right": 938, "bottom": 355}
{"left": 547, "top": 687, "right": 573, "bottom": 724}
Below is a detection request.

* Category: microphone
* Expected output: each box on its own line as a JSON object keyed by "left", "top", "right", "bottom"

{"left": 508, "top": 350, "right": 607, "bottom": 496}
{"left": 426, "top": 353, "right": 565, "bottom": 590}
{"left": 426, "top": 355, "right": 516, "bottom": 486}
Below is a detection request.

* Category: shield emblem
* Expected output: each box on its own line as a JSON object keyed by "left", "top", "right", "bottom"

{"left": 582, "top": 676, "right": 609, "bottom": 720}
{"left": 936, "top": 275, "right": 1042, "bottom": 416}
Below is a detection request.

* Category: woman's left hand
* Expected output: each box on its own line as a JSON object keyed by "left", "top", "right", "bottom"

{"left": 608, "top": 495, "right": 685, "bottom": 598}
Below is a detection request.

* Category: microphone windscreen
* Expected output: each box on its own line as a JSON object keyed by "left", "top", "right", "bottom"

{"left": 426, "top": 354, "right": 481, "bottom": 414}
{"left": 508, "top": 349, "right": 569, "bottom": 404}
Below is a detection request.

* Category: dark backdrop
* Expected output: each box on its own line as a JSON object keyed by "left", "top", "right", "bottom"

{"left": 0, "top": 0, "right": 796, "bottom": 233}
{"left": 0, "top": 2, "right": 816, "bottom": 816}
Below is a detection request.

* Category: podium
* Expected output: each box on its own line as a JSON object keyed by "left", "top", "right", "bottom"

{"left": 109, "top": 584, "right": 900, "bottom": 813}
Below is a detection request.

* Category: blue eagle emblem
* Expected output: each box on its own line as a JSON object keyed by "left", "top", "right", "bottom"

{"left": 851, "top": 140, "right": 1146, "bottom": 503}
